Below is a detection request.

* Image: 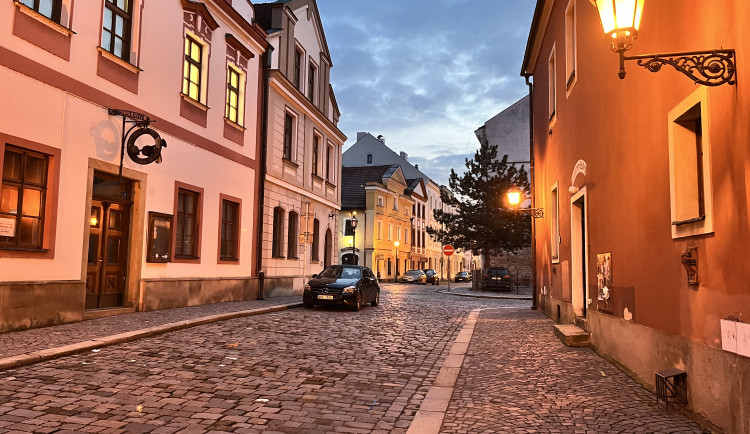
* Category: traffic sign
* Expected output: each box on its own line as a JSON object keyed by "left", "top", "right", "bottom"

{"left": 443, "top": 244, "right": 455, "bottom": 256}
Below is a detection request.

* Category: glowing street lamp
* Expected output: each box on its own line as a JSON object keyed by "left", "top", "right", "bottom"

{"left": 590, "top": 0, "right": 736, "bottom": 85}
{"left": 506, "top": 188, "right": 544, "bottom": 219}
{"left": 350, "top": 212, "right": 358, "bottom": 265}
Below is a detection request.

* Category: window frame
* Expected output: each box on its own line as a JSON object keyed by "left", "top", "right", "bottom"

{"left": 218, "top": 195, "right": 241, "bottom": 263}
{"left": 19, "top": 0, "right": 62, "bottom": 23}
{"left": 312, "top": 134, "right": 320, "bottom": 176}
{"left": 225, "top": 64, "right": 245, "bottom": 126}
{"left": 564, "top": 0, "right": 577, "bottom": 94}
{"left": 283, "top": 111, "right": 295, "bottom": 162}
{"left": 550, "top": 182, "right": 560, "bottom": 263}
{"left": 311, "top": 218, "right": 320, "bottom": 261}
{"left": 101, "top": 0, "right": 133, "bottom": 62}
{"left": 173, "top": 182, "right": 203, "bottom": 262}
{"left": 548, "top": 44, "right": 557, "bottom": 124}
{"left": 272, "top": 206, "right": 285, "bottom": 258}
{"left": 293, "top": 46, "right": 303, "bottom": 90}
{"left": 287, "top": 211, "right": 299, "bottom": 259}
{"left": 183, "top": 34, "right": 205, "bottom": 104}
{"left": 308, "top": 60, "right": 317, "bottom": 103}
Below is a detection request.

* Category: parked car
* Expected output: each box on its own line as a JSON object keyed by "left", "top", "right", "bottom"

{"left": 423, "top": 269, "right": 440, "bottom": 285}
{"left": 482, "top": 267, "right": 512, "bottom": 291}
{"left": 401, "top": 270, "right": 427, "bottom": 284}
{"left": 303, "top": 265, "right": 380, "bottom": 311}
{"left": 454, "top": 271, "right": 471, "bottom": 282}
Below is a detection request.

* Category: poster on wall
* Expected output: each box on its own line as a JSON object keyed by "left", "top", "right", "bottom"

{"left": 0, "top": 217, "right": 16, "bottom": 237}
{"left": 597, "top": 252, "right": 613, "bottom": 312}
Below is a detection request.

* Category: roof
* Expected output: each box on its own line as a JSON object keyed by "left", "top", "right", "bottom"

{"left": 341, "top": 165, "right": 399, "bottom": 209}
{"left": 342, "top": 132, "right": 433, "bottom": 184}
{"left": 521, "top": 0, "right": 548, "bottom": 76}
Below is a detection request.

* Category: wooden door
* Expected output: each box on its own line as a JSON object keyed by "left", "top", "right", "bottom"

{"left": 86, "top": 200, "right": 129, "bottom": 309}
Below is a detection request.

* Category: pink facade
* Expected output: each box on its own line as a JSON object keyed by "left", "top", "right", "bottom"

{"left": 0, "top": 0, "right": 268, "bottom": 330}
{"left": 523, "top": 1, "right": 750, "bottom": 431}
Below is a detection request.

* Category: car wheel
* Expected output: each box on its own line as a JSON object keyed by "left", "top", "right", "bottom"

{"left": 371, "top": 290, "right": 379, "bottom": 307}
{"left": 303, "top": 295, "right": 314, "bottom": 308}
{"left": 352, "top": 291, "right": 362, "bottom": 311}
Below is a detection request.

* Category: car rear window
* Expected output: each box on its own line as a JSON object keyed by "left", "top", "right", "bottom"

{"left": 487, "top": 268, "right": 509, "bottom": 276}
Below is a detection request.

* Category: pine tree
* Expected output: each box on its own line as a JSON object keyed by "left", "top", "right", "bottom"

{"left": 427, "top": 143, "right": 531, "bottom": 255}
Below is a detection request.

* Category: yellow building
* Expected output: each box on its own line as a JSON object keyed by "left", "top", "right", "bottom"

{"left": 340, "top": 165, "right": 415, "bottom": 281}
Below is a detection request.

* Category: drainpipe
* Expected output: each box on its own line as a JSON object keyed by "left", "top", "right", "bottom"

{"left": 524, "top": 73, "right": 538, "bottom": 311}
{"left": 256, "top": 45, "right": 274, "bottom": 299}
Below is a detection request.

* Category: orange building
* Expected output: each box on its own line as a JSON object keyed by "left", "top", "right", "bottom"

{"left": 522, "top": 1, "right": 749, "bottom": 431}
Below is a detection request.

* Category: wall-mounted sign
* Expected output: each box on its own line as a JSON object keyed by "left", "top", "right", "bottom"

{"left": 0, "top": 217, "right": 16, "bottom": 237}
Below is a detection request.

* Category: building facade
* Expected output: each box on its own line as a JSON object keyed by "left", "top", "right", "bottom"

{"left": 341, "top": 165, "right": 414, "bottom": 281}
{"left": 0, "top": 0, "right": 268, "bottom": 332}
{"left": 523, "top": 0, "right": 750, "bottom": 431}
{"left": 255, "top": 0, "right": 345, "bottom": 297}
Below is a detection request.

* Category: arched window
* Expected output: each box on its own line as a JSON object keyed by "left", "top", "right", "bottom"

{"left": 287, "top": 211, "right": 298, "bottom": 258}
{"left": 311, "top": 218, "right": 320, "bottom": 261}
{"left": 272, "top": 207, "right": 284, "bottom": 257}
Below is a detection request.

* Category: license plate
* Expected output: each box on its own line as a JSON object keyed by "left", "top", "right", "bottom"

{"left": 317, "top": 295, "right": 334, "bottom": 300}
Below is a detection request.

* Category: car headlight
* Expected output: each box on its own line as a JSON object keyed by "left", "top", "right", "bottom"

{"left": 304, "top": 284, "right": 310, "bottom": 291}
{"left": 342, "top": 286, "right": 356, "bottom": 294}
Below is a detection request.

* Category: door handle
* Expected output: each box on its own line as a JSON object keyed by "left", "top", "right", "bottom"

{"left": 98, "top": 258, "right": 103, "bottom": 262}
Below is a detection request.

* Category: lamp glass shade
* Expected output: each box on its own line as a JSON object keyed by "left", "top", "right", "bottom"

{"left": 592, "top": 0, "right": 644, "bottom": 36}
{"left": 507, "top": 190, "right": 522, "bottom": 206}
{"left": 351, "top": 214, "right": 358, "bottom": 229}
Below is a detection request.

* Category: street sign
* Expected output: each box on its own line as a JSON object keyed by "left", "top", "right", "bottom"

{"left": 443, "top": 244, "right": 455, "bottom": 256}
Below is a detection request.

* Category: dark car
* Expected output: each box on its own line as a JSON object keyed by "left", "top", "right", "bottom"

{"left": 482, "top": 267, "right": 512, "bottom": 291}
{"left": 401, "top": 270, "right": 427, "bottom": 284}
{"left": 454, "top": 271, "right": 471, "bottom": 282}
{"left": 303, "top": 265, "right": 380, "bottom": 311}
{"left": 423, "top": 269, "right": 440, "bottom": 285}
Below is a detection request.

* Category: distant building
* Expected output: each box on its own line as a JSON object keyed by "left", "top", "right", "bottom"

{"left": 255, "top": 0, "right": 346, "bottom": 296}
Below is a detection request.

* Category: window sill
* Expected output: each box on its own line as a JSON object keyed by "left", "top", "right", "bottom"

{"left": 14, "top": 1, "right": 74, "bottom": 36}
{"left": 325, "top": 181, "right": 337, "bottom": 189}
{"left": 180, "top": 93, "right": 209, "bottom": 111}
{"left": 672, "top": 216, "right": 706, "bottom": 226}
{"left": 97, "top": 47, "right": 141, "bottom": 73}
{"left": 312, "top": 173, "right": 324, "bottom": 182}
{"left": 272, "top": 254, "right": 285, "bottom": 259}
{"left": 219, "top": 257, "right": 239, "bottom": 262}
{"left": 0, "top": 247, "right": 49, "bottom": 253}
{"left": 287, "top": 256, "right": 299, "bottom": 260}
{"left": 224, "top": 117, "right": 245, "bottom": 131}
{"left": 175, "top": 255, "right": 200, "bottom": 260}
{"left": 282, "top": 158, "right": 299, "bottom": 169}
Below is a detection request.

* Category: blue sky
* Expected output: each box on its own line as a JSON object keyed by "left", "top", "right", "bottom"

{"left": 290, "top": 1, "right": 536, "bottom": 186}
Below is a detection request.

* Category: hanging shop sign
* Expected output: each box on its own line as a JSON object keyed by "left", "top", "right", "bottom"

{"left": 108, "top": 109, "right": 167, "bottom": 177}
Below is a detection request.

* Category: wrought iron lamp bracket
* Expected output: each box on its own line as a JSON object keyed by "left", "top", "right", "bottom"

{"left": 618, "top": 49, "right": 736, "bottom": 86}
{"left": 518, "top": 208, "right": 545, "bottom": 219}
{"left": 108, "top": 108, "right": 167, "bottom": 178}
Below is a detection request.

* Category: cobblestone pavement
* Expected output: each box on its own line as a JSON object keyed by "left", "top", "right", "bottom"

{"left": 0, "top": 284, "right": 522, "bottom": 433}
{"left": 0, "top": 297, "right": 300, "bottom": 360}
{"left": 440, "top": 308, "right": 705, "bottom": 434}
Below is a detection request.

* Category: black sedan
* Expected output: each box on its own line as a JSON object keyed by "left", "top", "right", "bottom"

{"left": 303, "top": 265, "right": 380, "bottom": 311}
{"left": 454, "top": 271, "right": 471, "bottom": 282}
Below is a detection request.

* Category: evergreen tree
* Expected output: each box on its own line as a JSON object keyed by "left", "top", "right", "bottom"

{"left": 427, "top": 144, "right": 531, "bottom": 256}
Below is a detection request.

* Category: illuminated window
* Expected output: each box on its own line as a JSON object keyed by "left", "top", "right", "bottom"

{"left": 183, "top": 35, "right": 204, "bottom": 102}
{"left": 225, "top": 65, "right": 244, "bottom": 125}
{"left": 1, "top": 146, "right": 48, "bottom": 249}
{"left": 102, "top": 0, "right": 133, "bottom": 61}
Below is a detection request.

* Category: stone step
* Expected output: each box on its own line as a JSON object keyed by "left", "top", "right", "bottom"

{"left": 575, "top": 316, "right": 589, "bottom": 332}
{"left": 553, "top": 324, "right": 591, "bottom": 347}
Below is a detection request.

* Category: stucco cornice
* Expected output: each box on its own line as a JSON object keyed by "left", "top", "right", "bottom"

{"left": 521, "top": 0, "right": 555, "bottom": 76}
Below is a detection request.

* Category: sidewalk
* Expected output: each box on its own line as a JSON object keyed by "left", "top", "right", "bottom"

{"left": 0, "top": 296, "right": 301, "bottom": 370}
{"left": 440, "top": 284, "right": 533, "bottom": 300}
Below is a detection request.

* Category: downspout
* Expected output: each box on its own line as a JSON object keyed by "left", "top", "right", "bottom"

{"left": 256, "top": 45, "right": 274, "bottom": 299}
{"left": 524, "top": 73, "right": 538, "bottom": 310}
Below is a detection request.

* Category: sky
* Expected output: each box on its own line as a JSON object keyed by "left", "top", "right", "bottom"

{"left": 262, "top": 0, "right": 537, "bottom": 187}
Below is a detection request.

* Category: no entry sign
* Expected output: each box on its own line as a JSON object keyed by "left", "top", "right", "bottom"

{"left": 443, "top": 244, "right": 455, "bottom": 256}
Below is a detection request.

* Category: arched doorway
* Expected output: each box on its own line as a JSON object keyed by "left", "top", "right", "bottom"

{"left": 324, "top": 228, "right": 332, "bottom": 268}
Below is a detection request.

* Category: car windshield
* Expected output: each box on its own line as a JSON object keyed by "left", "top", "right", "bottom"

{"left": 405, "top": 270, "right": 422, "bottom": 276}
{"left": 318, "top": 267, "right": 362, "bottom": 279}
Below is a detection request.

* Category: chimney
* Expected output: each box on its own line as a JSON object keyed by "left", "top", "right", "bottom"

{"left": 415, "top": 164, "right": 419, "bottom": 170}
{"left": 377, "top": 135, "right": 385, "bottom": 144}
{"left": 400, "top": 151, "right": 408, "bottom": 161}
{"left": 357, "top": 132, "right": 367, "bottom": 141}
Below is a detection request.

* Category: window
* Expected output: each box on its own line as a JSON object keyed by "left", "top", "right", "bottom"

{"left": 183, "top": 35, "right": 203, "bottom": 102}
{"left": 294, "top": 47, "right": 302, "bottom": 90}
{"left": 283, "top": 112, "right": 294, "bottom": 161}
{"left": 668, "top": 87, "right": 713, "bottom": 238}
{"left": 377, "top": 221, "right": 382, "bottom": 239}
{"left": 220, "top": 199, "right": 239, "bottom": 261}
{"left": 0, "top": 146, "right": 48, "bottom": 250}
{"left": 287, "top": 211, "right": 298, "bottom": 258}
{"left": 308, "top": 62, "right": 317, "bottom": 102}
{"left": 312, "top": 135, "right": 319, "bottom": 176}
{"left": 411, "top": 228, "right": 415, "bottom": 246}
{"left": 176, "top": 188, "right": 200, "bottom": 258}
{"left": 311, "top": 218, "right": 320, "bottom": 261}
{"left": 387, "top": 258, "right": 392, "bottom": 275}
{"left": 565, "top": 0, "right": 577, "bottom": 91}
{"left": 550, "top": 183, "right": 560, "bottom": 262}
{"left": 272, "top": 207, "right": 285, "bottom": 257}
{"left": 344, "top": 219, "right": 354, "bottom": 236}
{"left": 393, "top": 198, "right": 399, "bottom": 212}
{"left": 367, "top": 154, "right": 373, "bottom": 164}
{"left": 388, "top": 223, "right": 393, "bottom": 241}
{"left": 20, "top": 0, "right": 61, "bottom": 22}
{"left": 548, "top": 46, "right": 556, "bottom": 122}
{"left": 377, "top": 196, "right": 383, "bottom": 207}
{"left": 397, "top": 227, "right": 401, "bottom": 242}
{"left": 326, "top": 145, "right": 332, "bottom": 181}
{"left": 102, "top": 0, "right": 133, "bottom": 62}
{"left": 225, "top": 65, "right": 244, "bottom": 125}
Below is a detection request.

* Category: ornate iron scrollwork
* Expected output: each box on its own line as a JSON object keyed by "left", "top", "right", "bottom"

{"left": 622, "top": 49, "right": 736, "bottom": 86}
{"left": 108, "top": 109, "right": 167, "bottom": 177}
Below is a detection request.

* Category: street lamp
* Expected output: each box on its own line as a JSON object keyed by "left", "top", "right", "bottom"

{"left": 507, "top": 187, "right": 544, "bottom": 219}
{"left": 350, "top": 212, "right": 358, "bottom": 265}
{"left": 394, "top": 240, "right": 400, "bottom": 282}
{"left": 590, "top": 0, "right": 736, "bottom": 85}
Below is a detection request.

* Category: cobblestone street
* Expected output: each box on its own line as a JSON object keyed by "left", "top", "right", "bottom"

{"left": 0, "top": 284, "right": 705, "bottom": 433}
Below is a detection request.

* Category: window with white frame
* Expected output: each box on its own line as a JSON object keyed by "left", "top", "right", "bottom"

{"left": 183, "top": 34, "right": 206, "bottom": 103}
{"left": 377, "top": 196, "right": 384, "bottom": 207}
{"left": 550, "top": 183, "right": 560, "bottom": 262}
{"left": 225, "top": 64, "right": 245, "bottom": 125}
{"left": 548, "top": 46, "right": 557, "bottom": 122}
{"left": 668, "top": 87, "right": 713, "bottom": 239}
{"left": 565, "top": 0, "right": 577, "bottom": 91}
